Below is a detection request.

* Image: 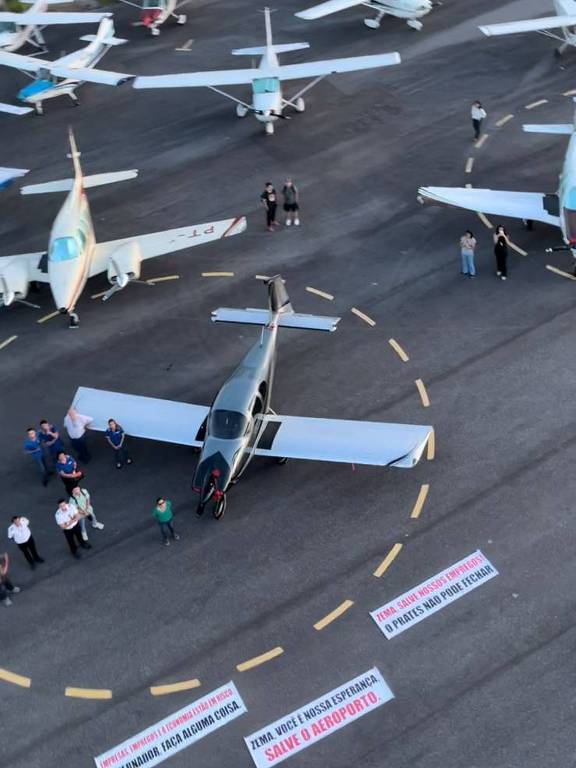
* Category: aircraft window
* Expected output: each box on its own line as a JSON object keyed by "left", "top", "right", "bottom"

{"left": 143, "top": 0, "right": 163, "bottom": 8}
{"left": 77, "top": 229, "right": 87, "bottom": 250}
{"left": 209, "top": 409, "right": 248, "bottom": 439}
{"left": 564, "top": 208, "right": 576, "bottom": 242}
{"left": 253, "top": 78, "right": 280, "bottom": 95}
{"left": 49, "top": 237, "right": 79, "bottom": 262}
{"left": 0, "top": 22, "right": 16, "bottom": 32}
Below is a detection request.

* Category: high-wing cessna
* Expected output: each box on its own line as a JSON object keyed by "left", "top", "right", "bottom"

{"left": 0, "top": 0, "right": 109, "bottom": 54}
{"left": 0, "top": 167, "right": 29, "bottom": 189}
{"left": 479, "top": 1, "right": 576, "bottom": 56}
{"left": 0, "top": 17, "right": 131, "bottom": 115}
{"left": 71, "top": 276, "right": 432, "bottom": 519}
{"left": 134, "top": 7, "right": 401, "bottom": 135}
{"left": 0, "top": 130, "right": 246, "bottom": 327}
{"left": 295, "top": 0, "right": 433, "bottom": 31}
{"left": 418, "top": 106, "right": 576, "bottom": 269}
{"left": 120, "top": 0, "right": 188, "bottom": 36}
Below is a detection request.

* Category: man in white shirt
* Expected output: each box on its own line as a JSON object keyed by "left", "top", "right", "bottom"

{"left": 63, "top": 407, "right": 93, "bottom": 464}
{"left": 55, "top": 499, "right": 92, "bottom": 558}
{"left": 7, "top": 517, "right": 45, "bottom": 570}
{"left": 70, "top": 486, "right": 104, "bottom": 542}
{"left": 471, "top": 100, "right": 487, "bottom": 141}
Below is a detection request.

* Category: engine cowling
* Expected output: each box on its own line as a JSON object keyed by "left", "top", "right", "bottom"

{"left": 106, "top": 241, "right": 142, "bottom": 289}
{"left": 0, "top": 260, "right": 30, "bottom": 307}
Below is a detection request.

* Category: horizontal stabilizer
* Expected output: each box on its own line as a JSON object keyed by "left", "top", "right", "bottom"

{"left": 211, "top": 307, "right": 340, "bottom": 332}
{"left": 232, "top": 43, "right": 310, "bottom": 55}
{"left": 480, "top": 15, "right": 576, "bottom": 37}
{"left": 79, "top": 33, "right": 127, "bottom": 45}
{"left": 0, "top": 167, "right": 29, "bottom": 187}
{"left": 0, "top": 102, "right": 33, "bottom": 115}
{"left": 295, "top": 0, "right": 362, "bottom": 20}
{"left": 522, "top": 124, "right": 573, "bottom": 135}
{"left": 21, "top": 170, "right": 137, "bottom": 195}
{"left": 0, "top": 11, "right": 110, "bottom": 24}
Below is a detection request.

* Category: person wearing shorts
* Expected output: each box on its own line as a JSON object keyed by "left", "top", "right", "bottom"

{"left": 282, "top": 178, "right": 300, "bottom": 226}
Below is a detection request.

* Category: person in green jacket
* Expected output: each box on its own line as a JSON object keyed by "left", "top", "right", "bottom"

{"left": 152, "top": 498, "right": 179, "bottom": 546}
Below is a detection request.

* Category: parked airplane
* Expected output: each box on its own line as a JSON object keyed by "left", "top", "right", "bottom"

{"left": 479, "top": 0, "right": 576, "bottom": 56}
{"left": 0, "top": 167, "right": 29, "bottom": 189}
{"left": 0, "top": 0, "right": 109, "bottom": 54}
{"left": 134, "top": 7, "right": 401, "bottom": 134}
{"left": 418, "top": 106, "right": 576, "bottom": 269}
{"left": 0, "top": 130, "right": 246, "bottom": 327}
{"left": 0, "top": 17, "right": 131, "bottom": 115}
{"left": 71, "top": 276, "right": 432, "bottom": 518}
{"left": 120, "top": 0, "right": 188, "bottom": 36}
{"left": 295, "top": 0, "right": 433, "bottom": 31}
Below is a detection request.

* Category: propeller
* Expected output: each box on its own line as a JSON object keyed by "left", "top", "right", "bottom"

{"left": 101, "top": 279, "right": 154, "bottom": 302}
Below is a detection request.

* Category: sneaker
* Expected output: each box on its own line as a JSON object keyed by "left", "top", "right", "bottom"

{"left": 173, "top": 534, "right": 180, "bottom": 541}
{"left": 285, "top": 219, "right": 291, "bottom": 226}
{"left": 10, "top": 586, "right": 21, "bottom": 594}
{"left": 116, "top": 462, "right": 122, "bottom": 469}
{"left": 267, "top": 226, "right": 274, "bottom": 232}
{"left": 294, "top": 218, "right": 300, "bottom": 226}
{"left": 163, "top": 540, "right": 170, "bottom": 547}
{"left": 273, "top": 220, "right": 280, "bottom": 226}
{"left": 501, "top": 275, "right": 507, "bottom": 280}
{"left": 92, "top": 521, "right": 104, "bottom": 530}
{"left": 126, "top": 458, "right": 133, "bottom": 465}
{"left": 2, "top": 597, "right": 12, "bottom": 606}
{"left": 81, "top": 530, "right": 89, "bottom": 542}
{"left": 496, "top": 271, "right": 501, "bottom": 276}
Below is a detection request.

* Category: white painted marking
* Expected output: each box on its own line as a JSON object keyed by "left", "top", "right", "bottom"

{"left": 525, "top": 99, "right": 548, "bottom": 110}
{"left": 465, "top": 157, "right": 474, "bottom": 174}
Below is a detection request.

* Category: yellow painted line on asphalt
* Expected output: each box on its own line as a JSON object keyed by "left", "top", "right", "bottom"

{"left": 477, "top": 212, "right": 494, "bottom": 229}
{"left": 313, "top": 600, "right": 354, "bottom": 631}
{"left": 200, "top": 272, "right": 234, "bottom": 278}
{"left": 0, "top": 667, "right": 31, "bottom": 688}
{"left": 427, "top": 429, "right": 435, "bottom": 461}
{"left": 237, "top": 647, "right": 284, "bottom": 672}
{"left": 373, "top": 543, "right": 403, "bottom": 578}
{"left": 351, "top": 307, "right": 376, "bottom": 326}
{"left": 65, "top": 687, "right": 112, "bottom": 700}
{"left": 475, "top": 133, "right": 489, "bottom": 149}
{"left": 37, "top": 310, "right": 59, "bottom": 324}
{"left": 495, "top": 113, "right": 514, "bottom": 128}
{"left": 306, "top": 286, "right": 334, "bottom": 301}
{"left": 546, "top": 264, "right": 576, "bottom": 281}
{"left": 465, "top": 157, "right": 474, "bottom": 174}
{"left": 147, "top": 274, "right": 181, "bottom": 284}
{"left": 91, "top": 290, "right": 108, "bottom": 300}
{"left": 388, "top": 338, "right": 409, "bottom": 362}
{"left": 509, "top": 241, "right": 528, "bottom": 257}
{"left": 525, "top": 99, "right": 548, "bottom": 110}
{"left": 255, "top": 274, "right": 270, "bottom": 280}
{"left": 410, "top": 484, "right": 430, "bottom": 520}
{"left": 0, "top": 335, "right": 17, "bottom": 351}
{"left": 415, "top": 378, "right": 430, "bottom": 407}
{"left": 150, "top": 679, "right": 201, "bottom": 696}
{"left": 563, "top": 89, "right": 576, "bottom": 97}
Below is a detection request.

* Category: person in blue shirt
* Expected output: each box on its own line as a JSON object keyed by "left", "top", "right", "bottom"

{"left": 55, "top": 451, "right": 83, "bottom": 495}
{"left": 38, "top": 420, "right": 64, "bottom": 468}
{"left": 104, "top": 419, "right": 133, "bottom": 469}
{"left": 23, "top": 428, "right": 50, "bottom": 486}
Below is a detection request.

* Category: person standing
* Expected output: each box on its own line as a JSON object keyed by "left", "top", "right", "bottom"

{"left": 282, "top": 178, "right": 300, "bottom": 226}
{"left": 471, "top": 100, "right": 487, "bottom": 141}
{"left": 260, "top": 183, "right": 279, "bottom": 232}
{"left": 493, "top": 224, "right": 510, "bottom": 280}
{"left": 23, "top": 428, "right": 50, "bottom": 486}
{"left": 55, "top": 499, "right": 91, "bottom": 558}
{"left": 0, "top": 553, "right": 21, "bottom": 607}
{"left": 55, "top": 451, "right": 83, "bottom": 495}
{"left": 152, "top": 498, "right": 179, "bottom": 547}
{"left": 38, "top": 420, "right": 65, "bottom": 468}
{"left": 7, "top": 516, "right": 44, "bottom": 570}
{"left": 459, "top": 230, "right": 477, "bottom": 277}
{"left": 63, "top": 408, "right": 93, "bottom": 464}
{"left": 104, "top": 419, "right": 133, "bottom": 469}
{"left": 69, "top": 486, "right": 104, "bottom": 542}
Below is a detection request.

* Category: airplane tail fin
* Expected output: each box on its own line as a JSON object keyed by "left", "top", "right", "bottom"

{"left": 232, "top": 43, "right": 309, "bottom": 56}
{"left": 79, "top": 33, "right": 126, "bottom": 45}
{"left": 67, "top": 126, "right": 83, "bottom": 181}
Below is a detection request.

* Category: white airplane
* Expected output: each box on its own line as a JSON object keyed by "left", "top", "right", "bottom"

{"left": 0, "top": 17, "right": 131, "bottom": 115}
{"left": 418, "top": 106, "right": 576, "bottom": 267}
{"left": 295, "top": 0, "right": 433, "bottom": 31}
{"left": 133, "top": 7, "right": 401, "bottom": 135}
{"left": 479, "top": 0, "right": 576, "bottom": 56}
{"left": 120, "top": 0, "right": 188, "bottom": 36}
{"left": 0, "top": 0, "right": 110, "bottom": 54}
{"left": 71, "top": 276, "right": 432, "bottom": 518}
{"left": 0, "top": 167, "right": 29, "bottom": 189}
{"left": 0, "top": 130, "right": 247, "bottom": 327}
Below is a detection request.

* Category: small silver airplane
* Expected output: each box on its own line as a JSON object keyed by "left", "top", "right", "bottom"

{"left": 295, "top": 0, "right": 433, "bottom": 31}
{"left": 0, "top": 17, "right": 131, "bottom": 115}
{"left": 418, "top": 105, "right": 576, "bottom": 269}
{"left": 0, "top": 0, "right": 109, "bottom": 54}
{"left": 479, "top": 0, "right": 576, "bottom": 56}
{"left": 120, "top": 0, "right": 188, "bottom": 36}
{"left": 70, "top": 276, "right": 432, "bottom": 519}
{"left": 133, "top": 7, "right": 401, "bottom": 135}
{"left": 0, "top": 167, "right": 29, "bottom": 189}
{"left": 0, "top": 130, "right": 246, "bottom": 327}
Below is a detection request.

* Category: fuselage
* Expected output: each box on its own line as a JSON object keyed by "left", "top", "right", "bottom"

{"left": 558, "top": 130, "right": 576, "bottom": 246}
{"left": 372, "top": 0, "right": 432, "bottom": 20}
{"left": 0, "top": 22, "right": 29, "bottom": 52}
{"left": 140, "top": 0, "right": 176, "bottom": 28}
{"left": 252, "top": 49, "right": 283, "bottom": 123}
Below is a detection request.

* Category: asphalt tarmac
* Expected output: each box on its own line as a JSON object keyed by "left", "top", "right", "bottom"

{"left": 1, "top": 0, "right": 576, "bottom": 766}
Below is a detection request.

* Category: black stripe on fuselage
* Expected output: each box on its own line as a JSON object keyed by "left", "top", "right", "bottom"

{"left": 258, "top": 419, "right": 281, "bottom": 450}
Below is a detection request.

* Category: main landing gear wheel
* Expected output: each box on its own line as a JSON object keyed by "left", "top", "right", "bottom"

{"left": 213, "top": 495, "right": 227, "bottom": 520}
{"left": 295, "top": 97, "right": 305, "bottom": 113}
{"left": 277, "top": 456, "right": 289, "bottom": 465}
{"left": 177, "top": 13, "right": 186, "bottom": 24}
{"left": 236, "top": 103, "right": 249, "bottom": 118}
{"left": 407, "top": 18, "right": 424, "bottom": 30}
{"left": 265, "top": 121, "right": 274, "bottom": 135}
{"left": 363, "top": 17, "right": 381, "bottom": 29}
{"left": 150, "top": 26, "right": 160, "bottom": 36}
{"left": 69, "top": 312, "right": 79, "bottom": 329}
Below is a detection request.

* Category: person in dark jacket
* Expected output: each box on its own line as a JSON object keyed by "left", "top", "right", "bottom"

{"left": 493, "top": 224, "right": 510, "bottom": 280}
{"left": 282, "top": 178, "right": 300, "bottom": 226}
{"left": 260, "top": 183, "right": 279, "bottom": 232}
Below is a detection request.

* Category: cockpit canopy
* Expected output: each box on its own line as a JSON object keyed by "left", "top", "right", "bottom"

{"left": 209, "top": 409, "right": 248, "bottom": 440}
{"left": 142, "top": 0, "right": 164, "bottom": 9}
{"left": 49, "top": 237, "right": 79, "bottom": 262}
{"left": 253, "top": 77, "right": 280, "bottom": 95}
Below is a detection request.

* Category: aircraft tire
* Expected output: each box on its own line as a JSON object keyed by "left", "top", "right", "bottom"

{"left": 277, "top": 457, "right": 289, "bottom": 465}
{"left": 177, "top": 14, "right": 187, "bottom": 24}
{"left": 213, "top": 496, "right": 227, "bottom": 520}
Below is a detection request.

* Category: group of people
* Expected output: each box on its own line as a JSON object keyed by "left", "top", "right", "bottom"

{"left": 260, "top": 178, "right": 300, "bottom": 232}
{"left": 459, "top": 225, "right": 512, "bottom": 280}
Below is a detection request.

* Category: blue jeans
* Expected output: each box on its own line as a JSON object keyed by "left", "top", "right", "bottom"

{"left": 31, "top": 452, "right": 49, "bottom": 482}
{"left": 461, "top": 249, "right": 476, "bottom": 276}
{"left": 158, "top": 520, "right": 175, "bottom": 543}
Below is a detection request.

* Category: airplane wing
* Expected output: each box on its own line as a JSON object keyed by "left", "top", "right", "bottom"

{"left": 0, "top": 102, "right": 33, "bottom": 115}
{"left": 418, "top": 187, "right": 560, "bottom": 226}
{"left": 254, "top": 414, "right": 432, "bottom": 468}
{"left": 0, "top": 50, "right": 131, "bottom": 86}
{"left": 266, "top": 53, "right": 401, "bottom": 81}
{"left": 0, "top": 252, "right": 49, "bottom": 282}
{"left": 135, "top": 68, "right": 267, "bottom": 89}
{"left": 72, "top": 387, "right": 209, "bottom": 447}
{"left": 88, "top": 216, "right": 246, "bottom": 278}
{"left": 295, "top": 0, "right": 364, "bottom": 21}
{"left": 0, "top": 167, "right": 29, "bottom": 187}
{"left": 0, "top": 11, "right": 110, "bottom": 24}
{"left": 480, "top": 15, "right": 576, "bottom": 37}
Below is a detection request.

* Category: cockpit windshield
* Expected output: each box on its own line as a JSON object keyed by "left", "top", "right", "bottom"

{"left": 142, "top": 0, "right": 163, "bottom": 8}
{"left": 0, "top": 22, "right": 16, "bottom": 33}
{"left": 209, "top": 410, "right": 248, "bottom": 440}
{"left": 253, "top": 78, "right": 280, "bottom": 95}
{"left": 49, "top": 237, "right": 79, "bottom": 262}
